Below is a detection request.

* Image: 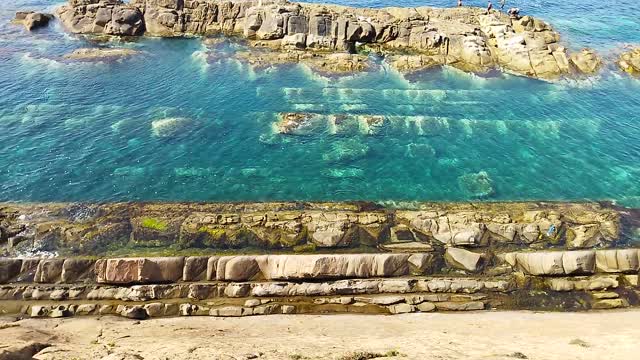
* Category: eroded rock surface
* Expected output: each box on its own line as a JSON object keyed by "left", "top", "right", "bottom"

{"left": 63, "top": 47, "right": 140, "bottom": 60}
{"left": 54, "top": 0, "right": 599, "bottom": 79}
{"left": 0, "top": 202, "right": 625, "bottom": 256}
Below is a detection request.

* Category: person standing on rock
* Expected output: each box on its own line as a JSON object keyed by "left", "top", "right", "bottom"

{"left": 486, "top": 1, "right": 493, "bottom": 14}
{"left": 458, "top": 0, "right": 463, "bottom": 7}
{"left": 500, "top": 0, "right": 506, "bottom": 10}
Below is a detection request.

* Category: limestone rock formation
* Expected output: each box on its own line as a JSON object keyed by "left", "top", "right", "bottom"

{"left": 53, "top": 0, "right": 599, "bottom": 80}
{"left": 618, "top": 48, "right": 640, "bottom": 75}
{"left": 13, "top": 11, "right": 53, "bottom": 31}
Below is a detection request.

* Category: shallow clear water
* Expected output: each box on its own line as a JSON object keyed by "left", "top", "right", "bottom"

{"left": 1, "top": 0, "right": 639, "bottom": 205}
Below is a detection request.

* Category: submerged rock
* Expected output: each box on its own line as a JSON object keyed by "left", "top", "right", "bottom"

{"left": 322, "top": 140, "right": 370, "bottom": 163}
{"left": 458, "top": 171, "right": 495, "bottom": 198}
{"left": 12, "top": 11, "right": 53, "bottom": 31}
{"left": 323, "top": 168, "right": 364, "bottom": 179}
{"left": 151, "top": 117, "right": 196, "bottom": 138}
{"left": 275, "top": 112, "right": 325, "bottom": 135}
{"left": 63, "top": 48, "right": 140, "bottom": 61}
{"left": 618, "top": 48, "right": 640, "bottom": 76}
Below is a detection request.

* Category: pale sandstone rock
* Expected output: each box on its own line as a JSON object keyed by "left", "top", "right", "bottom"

{"left": 281, "top": 305, "right": 296, "bottom": 314}
{"left": 567, "top": 224, "right": 604, "bottom": 249}
{"left": 445, "top": 247, "right": 484, "bottom": 272}
{"left": 217, "top": 256, "right": 261, "bottom": 281}
{"left": 515, "top": 252, "right": 564, "bottom": 275}
{"left": 144, "top": 302, "right": 165, "bottom": 317}
{"left": 388, "top": 303, "right": 415, "bottom": 314}
{"left": 562, "top": 250, "right": 595, "bottom": 275}
{"left": 416, "top": 302, "right": 436, "bottom": 312}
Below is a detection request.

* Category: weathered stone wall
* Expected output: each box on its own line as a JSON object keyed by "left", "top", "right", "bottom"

{"left": 54, "top": 0, "right": 602, "bottom": 79}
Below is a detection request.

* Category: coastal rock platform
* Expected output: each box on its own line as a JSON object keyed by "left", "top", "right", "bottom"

{"left": 54, "top": 0, "right": 601, "bottom": 80}
{"left": 1, "top": 202, "right": 640, "bottom": 319}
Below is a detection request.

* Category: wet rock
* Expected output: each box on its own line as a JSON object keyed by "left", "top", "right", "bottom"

{"left": 151, "top": 117, "right": 197, "bottom": 138}
{"left": 13, "top": 11, "right": 53, "bottom": 31}
{"left": 445, "top": 248, "right": 484, "bottom": 272}
{"left": 618, "top": 48, "right": 640, "bottom": 75}
{"left": 275, "top": 113, "right": 325, "bottom": 135}
{"left": 63, "top": 48, "right": 140, "bottom": 61}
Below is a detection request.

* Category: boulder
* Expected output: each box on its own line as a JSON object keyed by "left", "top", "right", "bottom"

{"left": 117, "top": 305, "right": 149, "bottom": 320}
{"left": 618, "top": 48, "right": 640, "bottom": 75}
{"left": 569, "top": 49, "right": 601, "bottom": 74}
{"left": 566, "top": 224, "right": 604, "bottom": 249}
{"left": 217, "top": 256, "right": 261, "bottom": 281}
{"left": 445, "top": 248, "right": 484, "bottom": 272}
{"left": 13, "top": 12, "right": 53, "bottom": 31}
{"left": 388, "top": 303, "right": 415, "bottom": 314}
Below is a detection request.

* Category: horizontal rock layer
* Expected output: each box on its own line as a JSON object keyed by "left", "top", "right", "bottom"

{"left": 0, "top": 202, "right": 626, "bottom": 257}
{"left": 1, "top": 272, "right": 638, "bottom": 319}
{"left": 54, "top": 0, "right": 600, "bottom": 79}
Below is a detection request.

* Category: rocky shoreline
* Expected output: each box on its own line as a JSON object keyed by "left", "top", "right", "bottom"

{"left": 50, "top": 0, "right": 608, "bottom": 80}
{"left": 1, "top": 201, "right": 640, "bottom": 320}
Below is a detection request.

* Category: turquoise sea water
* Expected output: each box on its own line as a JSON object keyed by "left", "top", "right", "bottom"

{"left": 1, "top": 1, "right": 639, "bottom": 205}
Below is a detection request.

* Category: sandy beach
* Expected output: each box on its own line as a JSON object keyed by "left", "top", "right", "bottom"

{"left": 2, "top": 310, "right": 639, "bottom": 360}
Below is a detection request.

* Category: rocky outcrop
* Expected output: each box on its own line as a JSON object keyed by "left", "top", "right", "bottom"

{"left": 12, "top": 11, "right": 53, "bottom": 31}
{"left": 56, "top": 0, "right": 144, "bottom": 36}
{"left": 63, "top": 47, "right": 140, "bottom": 60}
{"left": 619, "top": 48, "right": 640, "bottom": 76}
{"left": 54, "top": 0, "right": 599, "bottom": 80}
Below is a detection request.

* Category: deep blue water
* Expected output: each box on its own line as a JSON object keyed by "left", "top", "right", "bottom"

{"left": 1, "top": 0, "right": 639, "bottom": 205}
